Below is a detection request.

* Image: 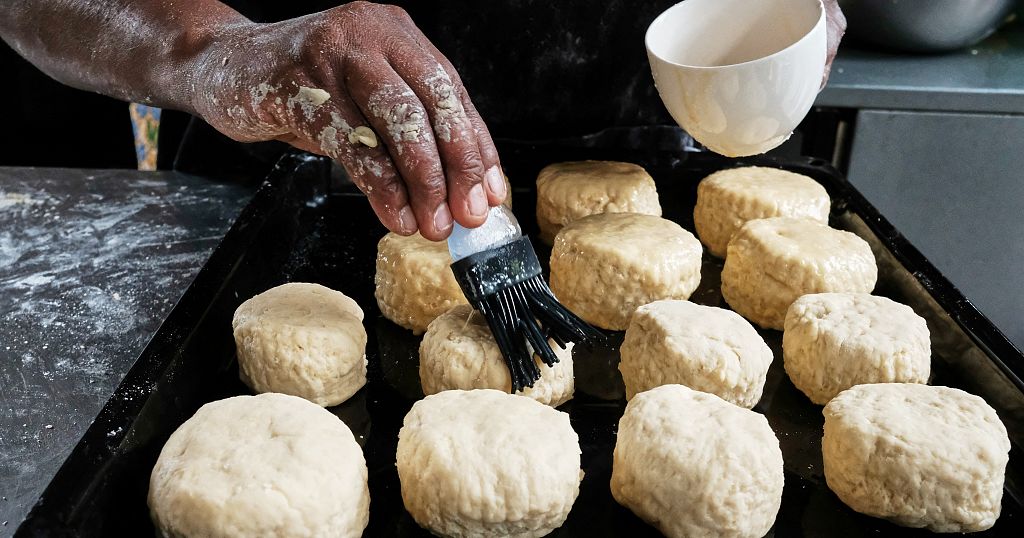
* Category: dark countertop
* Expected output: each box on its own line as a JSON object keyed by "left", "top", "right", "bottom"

{"left": 817, "top": 16, "right": 1024, "bottom": 114}
{"left": 0, "top": 168, "right": 252, "bottom": 533}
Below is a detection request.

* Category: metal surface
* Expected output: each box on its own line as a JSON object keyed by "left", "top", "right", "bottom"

{"left": 14, "top": 148, "right": 1024, "bottom": 536}
{"left": 846, "top": 108, "right": 1024, "bottom": 355}
{"left": 840, "top": 0, "right": 1016, "bottom": 52}
{"left": 0, "top": 168, "right": 252, "bottom": 534}
{"left": 817, "top": 16, "right": 1024, "bottom": 114}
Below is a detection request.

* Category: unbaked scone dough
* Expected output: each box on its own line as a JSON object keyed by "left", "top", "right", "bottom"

{"left": 611, "top": 384, "right": 784, "bottom": 538}
{"left": 536, "top": 161, "right": 662, "bottom": 244}
{"left": 619, "top": 300, "right": 772, "bottom": 407}
{"left": 721, "top": 217, "right": 877, "bottom": 330}
{"left": 232, "top": 283, "right": 367, "bottom": 407}
{"left": 550, "top": 213, "right": 702, "bottom": 331}
{"left": 694, "top": 166, "right": 830, "bottom": 257}
{"left": 375, "top": 232, "right": 467, "bottom": 334}
{"left": 823, "top": 383, "right": 1009, "bottom": 532}
{"left": 149, "top": 393, "right": 369, "bottom": 538}
{"left": 397, "top": 389, "right": 583, "bottom": 537}
{"left": 784, "top": 293, "right": 930, "bottom": 405}
{"left": 419, "top": 304, "right": 574, "bottom": 407}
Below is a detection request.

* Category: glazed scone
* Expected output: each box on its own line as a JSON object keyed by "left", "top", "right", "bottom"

{"left": 232, "top": 283, "right": 367, "bottom": 407}
{"left": 149, "top": 394, "right": 369, "bottom": 538}
{"left": 784, "top": 293, "right": 931, "bottom": 405}
{"left": 823, "top": 384, "right": 1009, "bottom": 532}
{"left": 375, "top": 232, "right": 467, "bottom": 334}
{"left": 619, "top": 300, "right": 772, "bottom": 407}
{"left": 550, "top": 213, "right": 702, "bottom": 331}
{"left": 397, "top": 389, "right": 583, "bottom": 537}
{"left": 536, "top": 160, "right": 661, "bottom": 244}
{"left": 693, "top": 166, "right": 829, "bottom": 257}
{"left": 419, "top": 304, "right": 574, "bottom": 407}
{"left": 721, "top": 217, "right": 877, "bottom": 330}
{"left": 611, "top": 384, "right": 784, "bottom": 538}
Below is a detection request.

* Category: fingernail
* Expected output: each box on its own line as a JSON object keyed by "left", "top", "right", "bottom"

{"left": 433, "top": 203, "right": 453, "bottom": 233}
{"left": 484, "top": 165, "right": 506, "bottom": 198}
{"left": 398, "top": 205, "right": 417, "bottom": 234}
{"left": 468, "top": 183, "right": 487, "bottom": 217}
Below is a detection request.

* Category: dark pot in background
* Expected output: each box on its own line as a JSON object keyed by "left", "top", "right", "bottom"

{"left": 839, "top": 0, "right": 1017, "bottom": 53}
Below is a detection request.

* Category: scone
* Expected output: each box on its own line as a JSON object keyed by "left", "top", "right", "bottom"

{"left": 721, "top": 217, "right": 877, "bottom": 330}
{"left": 536, "top": 161, "right": 661, "bottom": 244}
{"left": 419, "top": 304, "right": 574, "bottom": 407}
{"left": 784, "top": 293, "right": 931, "bottom": 404}
{"left": 149, "top": 394, "right": 369, "bottom": 538}
{"left": 397, "top": 389, "right": 583, "bottom": 537}
{"left": 550, "top": 213, "right": 702, "bottom": 331}
{"left": 375, "top": 232, "right": 467, "bottom": 334}
{"left": 823, "top": 383, "right": 1009, "bottom": 532}
{"left": 232, "top": 283, "right": 367, "bottom": 407}
{"left": 611, "top": 384, "right": 784, "bottom": 538}
{"left": 694, "top": 166, "right": 830, "bottom": 257}
{"left": 619, "top": 300, "right": 772, "bottom": 407}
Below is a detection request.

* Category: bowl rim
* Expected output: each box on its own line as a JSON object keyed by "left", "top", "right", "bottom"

{"left": 645, "top": 0, "right": 826, "bottom": 70}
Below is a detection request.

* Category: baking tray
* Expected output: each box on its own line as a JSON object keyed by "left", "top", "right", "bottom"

{"left": 15, "top": 139, "right": 1024, "bottom": 536}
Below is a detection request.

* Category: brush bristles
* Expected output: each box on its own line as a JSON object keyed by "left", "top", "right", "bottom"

{"left": 472, "top": 275, "right": 604, "bottom": 392}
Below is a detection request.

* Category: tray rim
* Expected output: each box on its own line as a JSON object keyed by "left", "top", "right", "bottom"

{"left": 15, "top": 148, "right": 1024, "bottom": 535}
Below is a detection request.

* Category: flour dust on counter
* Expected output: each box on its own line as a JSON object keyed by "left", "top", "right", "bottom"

{"left": 0, "top": 168, "right": 252, "bottom": 533}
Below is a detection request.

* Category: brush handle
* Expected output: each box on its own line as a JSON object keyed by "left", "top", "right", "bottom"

{"left": 447, "top": 204, "right": 522, "bottom": 261}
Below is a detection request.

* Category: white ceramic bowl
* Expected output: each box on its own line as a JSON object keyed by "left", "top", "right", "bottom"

{"left": 646, "top": 0, "right": 826, "bottom": 157}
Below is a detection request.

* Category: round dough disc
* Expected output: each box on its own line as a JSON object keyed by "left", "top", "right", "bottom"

{"left": 611, "top": 384, "right": 784, "bottom": 538}
{"left": 148, "top": 393, "right": 369, "bottom": 538}
{"left": 419, "top": 304, "right": 575, "bottom": 407}
{"left": 619, "top": 300, "right": 773, "bottom": 407}
{"left": 550, "top": 213, "right": 702, "bottom": 331}
{"left": 694, "top": 166, "right": 829, "bottom": 258}
{"left": 397, "top": 389, "right": 583, "bottom": 537}
{"left": 721, "top": 217, "right": 877, "bottom": 330}
{"left": 784, "top": 292, "right": 931, "bottom": 404}
{"left": 375, "top": 232, "right": 467, "bottom": 334}
{"left": 232, "top": 282, "right": 367, "bottom": 407}
{"left": 823, "top": 383, "right": 1010, "bottom": 532}
{"left": 536, "top": 160, "right": 661, "bottom": 244}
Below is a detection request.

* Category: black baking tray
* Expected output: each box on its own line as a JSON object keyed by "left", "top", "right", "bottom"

{"left": 16, "top": 137, "right": 1024, "bottom": 536}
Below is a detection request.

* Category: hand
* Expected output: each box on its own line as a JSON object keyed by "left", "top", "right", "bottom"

{"left": 822, "top": 0, "right": 847, "bottom": 87}
{"left": 192, "top": 2, "right": 505, "bottom": 240}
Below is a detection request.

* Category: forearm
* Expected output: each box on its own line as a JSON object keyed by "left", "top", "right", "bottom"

{"left": 0, "top": 0, "right": 249, "bottom": 114}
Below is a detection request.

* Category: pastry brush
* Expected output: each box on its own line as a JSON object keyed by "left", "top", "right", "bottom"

{"left": 448, "top": 205, "right": 603, "bottom": 392}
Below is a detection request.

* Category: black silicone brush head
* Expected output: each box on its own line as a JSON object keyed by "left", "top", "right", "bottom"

{"left": 450, "top": 236, "right": 604, "bottom": 392}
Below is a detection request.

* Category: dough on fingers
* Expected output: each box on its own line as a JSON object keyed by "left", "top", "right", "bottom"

{"left": 694, "top": 166, "right": 829, "bottom": 257}
{"left": 397, "top": 389, "right": 583, "bottom": 538}
{"left": 619, "top": 300, "right": 772, "bottom": 407}
{"left": 611, "top": 384, "right": 784, "bottom": 538}
{"left": 419, "top": 304, "right": 574, "bottom": 407}
{"left": 721, "top": 217, "right": 877, "bottom": 330}
{"left": 823, "top": 383, "right": 1009, "bottom": 532}
{"left": 550, "top": 213, "right": 702, "bottom": 331}
{"left": 375, "top": 232, "right": 467, "bottom": 334}
{"left": 784, "top": 292, "right": 930, "bottom": 404}
{"left": 148, "top": 393, "right": 369, "bottom": 538}
{"left": 536, "top": 160, "right": 661, "bottom": 244}
{"left": 232, "top": 283, "right": 367, "bottom": 407}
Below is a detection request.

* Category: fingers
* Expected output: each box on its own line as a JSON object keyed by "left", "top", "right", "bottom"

{"left": 282, "top": 83, "right": 417, "bottom": 236}
{"left": 391, "top": 56, "right": 491, "bottom": 229}
{"left": 460, "top": 94, "right": 506, "bottom": 206}
{"left": 406, "top": 35, "right": 507, "bottom": 207}
{"left": 345, "top": 58, "right": 454, "bottom": 241}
